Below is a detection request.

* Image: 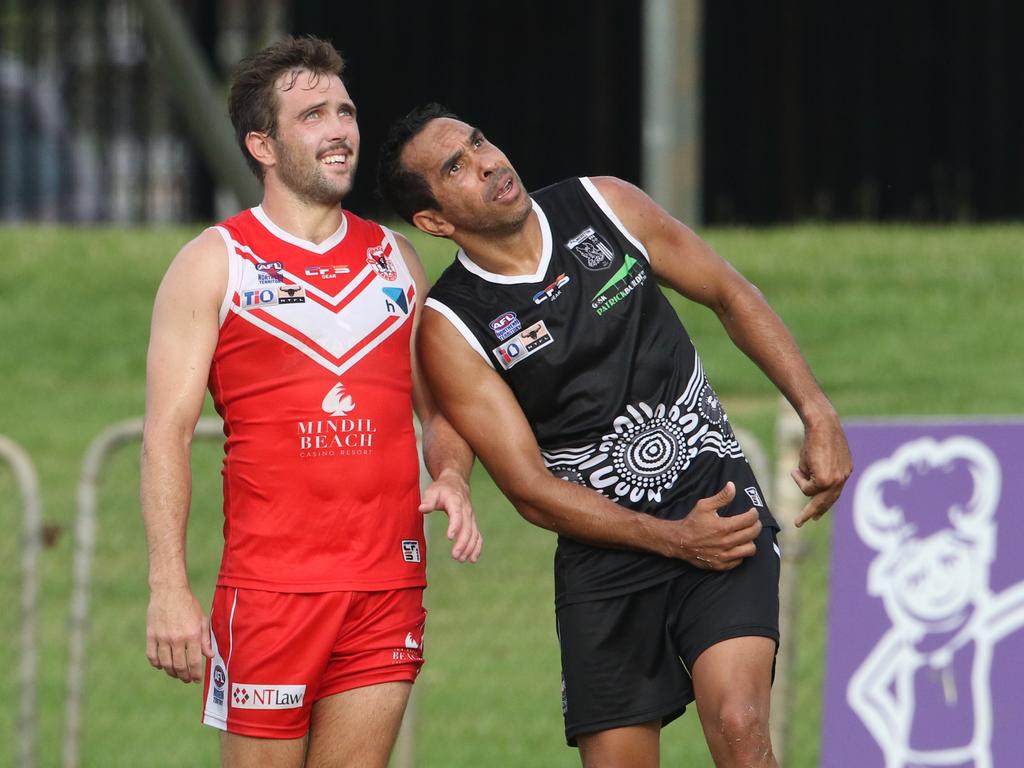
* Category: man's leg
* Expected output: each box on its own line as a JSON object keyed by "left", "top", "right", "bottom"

{"left": 558, "top": 584, "right": 689, "bottom": 766}
{"left": 576, "top": 721, "right": 661, "bottom": 768}
{"left": 691, "top": 635, "right": 778, "bottom": 768}
{"left": 220, "top": 731, "right": 307, "bottom": 768}
{"left": 304, "top": 682, "right": 412, "bottom": 768}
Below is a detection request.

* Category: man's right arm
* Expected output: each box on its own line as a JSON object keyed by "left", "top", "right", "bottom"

{"left": 417, "top": 309, "right": 761, "bottom": 571}
{"left": 140, "top": 228, "right": 225, "bottom": 683}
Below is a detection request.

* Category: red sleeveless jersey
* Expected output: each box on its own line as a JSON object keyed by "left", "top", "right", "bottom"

{"left": 208, "top": 206, "right": 424, "bottom": 591}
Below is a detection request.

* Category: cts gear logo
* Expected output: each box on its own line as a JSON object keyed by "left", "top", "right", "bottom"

{"left": 532, "top": 273, "right": 571, "bottom": 304}
{"left": 304, "top": 264, "right": 350, "bottom": 279}
{"left": 322, "top": 383, "right": 355, "bottom": 416}
{"left": 401, "top": 540, "right": 421, "bottom": 563}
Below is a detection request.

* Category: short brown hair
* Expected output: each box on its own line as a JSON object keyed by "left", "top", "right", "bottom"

{"left": 377, "top": 103, "right": 460, "bottom": 224}
{"left": 228, "top": 36, "right": 345, "bottom": 181}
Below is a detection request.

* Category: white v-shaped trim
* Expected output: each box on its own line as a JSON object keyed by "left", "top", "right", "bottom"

{"left": 229, "top": 303, "right": 411, "bottom": 377}
{"left": 579, "top": 177, "right": 651, "bottom": 264}
{"left": 455, "top": 200, "right": 553, "bottom": 285}
{"left": 228, "top": 236, "right": 378, "bottom": 305}
{"left": 250, "top": 205, "right": 349, "bottom": 254}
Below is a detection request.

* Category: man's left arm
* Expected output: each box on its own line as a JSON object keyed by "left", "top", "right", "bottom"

{"left": 395, "top": 232, "right": 481, "bottom": 561}
{"left": 593, "top": 176, "right": 852, "bottom": 526}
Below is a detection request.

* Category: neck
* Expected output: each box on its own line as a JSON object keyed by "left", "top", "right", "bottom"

{"left": 455, "top": 210, "right": 544, "bottom": 276}
{"left": 259, "top": 181, "right": 345, "bottom": 245}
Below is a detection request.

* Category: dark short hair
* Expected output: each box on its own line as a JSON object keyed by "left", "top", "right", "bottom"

{"left": 228, "top": 36, "right": 345, "bottom": 181}
{"left": 376, "top": 103, "right": 460, "bottom": 224}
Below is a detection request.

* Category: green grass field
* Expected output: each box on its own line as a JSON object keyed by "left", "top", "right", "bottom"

{"left": 0, "top": 222, "right": 1020, "bottom": 766}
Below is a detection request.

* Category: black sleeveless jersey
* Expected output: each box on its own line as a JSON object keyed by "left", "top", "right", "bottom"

{"left": 427, "top": 177, "right": 776, "bottom": 606}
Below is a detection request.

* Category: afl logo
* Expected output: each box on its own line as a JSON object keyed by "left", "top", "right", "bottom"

{"left": 489, "top": 311, "right": 522, "bottom": 341}
{"left": 213, "top": 665, "right": 226, "bottom": 689}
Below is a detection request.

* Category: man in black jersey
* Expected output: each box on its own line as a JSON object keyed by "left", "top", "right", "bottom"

{"left": 377, "top": 104, "right": 852, "bottom": 768}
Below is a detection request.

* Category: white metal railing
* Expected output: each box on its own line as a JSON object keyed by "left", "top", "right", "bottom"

{"left": 57, "top": 412, "right": 788, "bottom": 767}
{"left": 769, "top": 398, "right": 807, "bottom": 764}
{"left": 0, "top": 434, "right": 43, "bottom": 768}
{"left": 63, "top": 417, "right": 223, "bottom": 768}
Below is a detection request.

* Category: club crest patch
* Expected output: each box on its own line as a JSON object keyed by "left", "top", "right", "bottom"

{"left": 566, "top": 227, "right": 614, "bottom": 270}
{"left": 367, "top": 245, "right": 398, "bottom": 281}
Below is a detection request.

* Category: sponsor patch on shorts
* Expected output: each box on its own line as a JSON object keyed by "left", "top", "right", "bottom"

{"left": 230, "top": 684, "right": 305, "bottom": 709}
{"left": 744, "top": 486, "right": 764, "bottom": 507}
{"left": 212, "top": 664, "right": 226, "bottom": 706}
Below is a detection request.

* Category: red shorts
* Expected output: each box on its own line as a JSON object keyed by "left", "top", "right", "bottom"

{"left": 201, "top": 586, "right": 426, "bottom": 739}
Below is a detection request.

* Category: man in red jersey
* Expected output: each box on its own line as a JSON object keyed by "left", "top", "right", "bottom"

{"left": 141, "top": 38, "right": 479, "bottom": 767}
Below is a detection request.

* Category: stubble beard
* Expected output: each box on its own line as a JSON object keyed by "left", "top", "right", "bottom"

{"left": 274, "top": 138, "right": 357, "bottom": 207}
{"left": 475, "top": 195, "right": 532, "bottom": 237}
{"left": 472, "top": 169, "right": 531, "bottom": 236}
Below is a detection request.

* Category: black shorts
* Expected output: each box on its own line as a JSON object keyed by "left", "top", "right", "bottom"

{"left": 555, "top": 526, "right": 781, "bottom": 746}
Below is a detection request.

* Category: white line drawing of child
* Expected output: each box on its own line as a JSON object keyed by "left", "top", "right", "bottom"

{"left": 848, "top": 436, "right": 1024, "bottom": 768}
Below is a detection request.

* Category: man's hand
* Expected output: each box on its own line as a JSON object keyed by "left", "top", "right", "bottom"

{"left": 669, "top": 482, "right": 761, "bottom": 570}
{"left": 791, "top": 413, "right": 853, "bottom": 527}
{"left": 420, "top": 469, "right": 482, "bottom": 563}
{"left": 146, "top": 586, "right": 212, "bottom": 683}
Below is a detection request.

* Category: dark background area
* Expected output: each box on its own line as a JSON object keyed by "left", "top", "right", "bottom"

{"left": 288, "top": 1, "right": 643, "bottom": 220}
{"left": 289, "top": 0, "right": 1023, "bottom": 224}
{"left": 703, "top": 0, "right": 1023, "bottom": 223}
{"left": 2, "top": 0, "right": 1021, "bottom": 224}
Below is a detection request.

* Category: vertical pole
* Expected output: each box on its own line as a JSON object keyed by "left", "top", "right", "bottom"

{"left": 132, "top": 0, "right": 261, "bottom": 207}
{"left": 0, "top": 436, "right": 43, "bottom": 768}
{"left": 642, "top": 0, "right": 702, "bottom": 226}
{"left": 770, "top": 397, "right": 806, "bottom": 763}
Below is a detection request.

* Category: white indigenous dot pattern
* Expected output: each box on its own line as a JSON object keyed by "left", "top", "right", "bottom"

{"left": 542, "top": 352, "right": 744, "bottom": 504}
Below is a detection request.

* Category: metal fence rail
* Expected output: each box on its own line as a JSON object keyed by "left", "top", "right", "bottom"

{"left": 63, "top": 416, "right": 224, "bottom": 768}
{"left": 0, "top": 434, "right": 43, "bottom": 768}
{"left": 57, "top": 414, "right": 790, "bottom": 766}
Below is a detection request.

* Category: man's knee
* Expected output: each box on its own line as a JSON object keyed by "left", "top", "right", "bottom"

{"left": 220, "top": 730, "right": 307, "bottom": 768}
{"left": 700, "top": 696, "right": 775, "bottom": 766}
{"left": 708, "top": 699, "right": 771, "bottom": 745}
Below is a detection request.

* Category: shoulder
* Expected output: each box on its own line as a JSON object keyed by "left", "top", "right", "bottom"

{"left": 530, "top": 176, "right": 586, "bottom": 202}
{"left": 381, "top": 228, "right": 422, "bottom": 270}
{"left": 588, "top": 176, "right": 649, "bottom": 211}
{"left": 534, "top": 176, "right": 654, "bottom": 227}
{"left": 426, "top": 254, "right": 473, "bottom": 300}
{"left": 158, "top": 227, "right": 228, "bottom": 303}
{"left": 586, "top": 176, "right": 681, "bottom": 245}
{"left": 172, "top": 227, "right": 230, "bottom": 274}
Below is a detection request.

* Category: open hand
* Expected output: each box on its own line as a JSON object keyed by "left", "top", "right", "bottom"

{"left": 420, "top": 470, "right": 482, "bottom": 562}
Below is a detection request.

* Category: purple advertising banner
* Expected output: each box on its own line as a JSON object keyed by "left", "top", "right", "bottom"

{"left": 822, "top": 420, "right": 1024, "bottom": 768}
